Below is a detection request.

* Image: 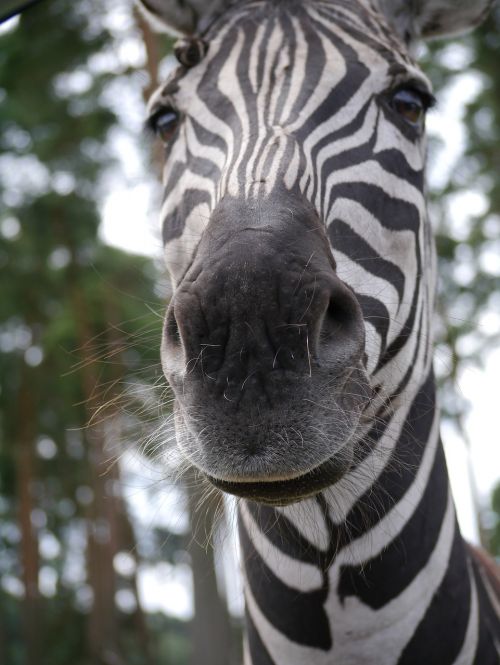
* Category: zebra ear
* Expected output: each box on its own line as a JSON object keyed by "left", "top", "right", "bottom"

{"left": 377, "top": 0, "right": 493, "bottom": 42}
{"left": 135, "top": 0, "right": 230, "bottom": 36}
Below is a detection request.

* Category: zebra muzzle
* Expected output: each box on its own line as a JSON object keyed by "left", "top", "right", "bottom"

{"left": 161, "top": 195, "right": 369, "bottom": 497}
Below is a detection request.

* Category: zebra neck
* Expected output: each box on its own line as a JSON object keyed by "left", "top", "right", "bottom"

{"left": 238, "top": 371, "right": 487, "bottom": 664}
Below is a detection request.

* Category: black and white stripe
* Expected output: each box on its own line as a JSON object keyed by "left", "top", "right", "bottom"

{"left": 140, "top": 0, "right": 500, "bottom": 662}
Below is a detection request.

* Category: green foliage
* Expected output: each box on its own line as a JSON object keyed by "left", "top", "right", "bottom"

{"left": 488, "top": 482, "right": 500, "bottom": 557}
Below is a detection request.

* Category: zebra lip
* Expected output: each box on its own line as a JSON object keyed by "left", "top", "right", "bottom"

{"left": 205, "top": 458, "right": 345, "bottom": 506}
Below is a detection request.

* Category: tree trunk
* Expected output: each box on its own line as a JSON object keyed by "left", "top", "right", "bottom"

{"left": 86, "top": 423, "right": 121, "bottom": 665}
{"left": 63, "top": 265, "right": 121, "bottom": 664}
{"left": 118, "top": 488, "right": 156, "bottom": 665}
{"left": 186, "top": 473, "right": 232, "bottom": 665}
{"left": 16, "top": 367, "right": 40, "bottom": 665}
{"left": 103, "top": 290, "right": 156, "bottom": 665}
{"left": 68, "top": 268, "right": 154, "bottom": 664}
{"left": 135, "top": 6, "right": 164, "bottom": 174}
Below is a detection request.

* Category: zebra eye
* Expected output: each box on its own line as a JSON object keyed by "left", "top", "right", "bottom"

{"left": 149, "top": 108, "right": 180, "bottom": 144}
{"left": 391, "top": 89, "right": 428, "bottom": 127}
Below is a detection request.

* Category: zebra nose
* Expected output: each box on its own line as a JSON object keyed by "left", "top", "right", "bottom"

{"left": 162, "top": 197, "right": 367, "bottom": 386}
{"left": 163, "top": 268, "right": 365, "bottom": 382}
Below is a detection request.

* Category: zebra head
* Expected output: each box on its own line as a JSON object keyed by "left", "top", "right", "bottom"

{"left": 139, "top": 0, "right": 492, "bottom": 505}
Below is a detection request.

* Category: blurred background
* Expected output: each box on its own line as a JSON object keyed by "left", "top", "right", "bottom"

{"left": 0, "top": 1, "right": 499, "bottom": 664}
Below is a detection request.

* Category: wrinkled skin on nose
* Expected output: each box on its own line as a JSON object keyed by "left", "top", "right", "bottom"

{"left": 163, "top": 195, "right": 371, "bottom": 504}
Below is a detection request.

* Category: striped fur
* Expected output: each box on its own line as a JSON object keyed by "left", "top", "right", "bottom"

{"left": 141, "top": 0, "right": 500, "bottom": 662}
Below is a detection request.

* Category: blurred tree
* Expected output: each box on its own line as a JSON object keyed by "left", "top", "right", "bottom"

{"left": 489, "top": 482, "right": 500, "bottom": 558}
{"left": 186, "top": 474, "right": 233, "bottom": 665}
{"left": 420, "top": 7, "right": 500, "bottom": 542}
{"left": 0, "top": 2, "right": 168, "bottom": 663}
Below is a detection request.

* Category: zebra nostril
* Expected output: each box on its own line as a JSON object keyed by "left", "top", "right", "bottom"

{"left": 321, "top": 300, "right": 350, "bottom": 343}
{"left": 165, "top": 307, "right": 182, "bottom": 347}
{"left": 319, "top": 286, "right": 364, "bottom": 361}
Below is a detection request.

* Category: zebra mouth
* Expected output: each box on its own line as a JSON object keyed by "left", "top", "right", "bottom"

{"left": 206, "top": 457, "right": 347, "bottom": 506}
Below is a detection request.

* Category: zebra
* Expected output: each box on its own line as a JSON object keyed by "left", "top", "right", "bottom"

{"left": 137, "top": 0, "right": 500, "bottom": 662}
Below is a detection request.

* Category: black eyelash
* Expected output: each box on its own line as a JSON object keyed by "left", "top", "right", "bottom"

{"left": 414, "top": 88, "right": 437, "bottom": 111}
{"left": 145, "top": 107, "right": 181, "bottom": 147}
{"left": 395, "top": 82, "right": 437, "bottom": 111}
{"left": 144, "top": 108, "right": 170, "bottom": 136}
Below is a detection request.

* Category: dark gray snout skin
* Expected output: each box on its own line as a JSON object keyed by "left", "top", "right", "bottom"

{"left": 162, "top": 194, "right": 371, "bottom": 504}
